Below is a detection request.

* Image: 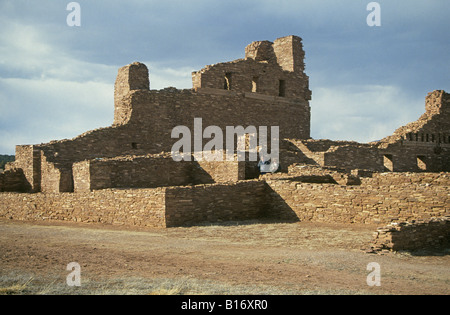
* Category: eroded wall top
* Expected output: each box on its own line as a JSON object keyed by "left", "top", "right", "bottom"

{"left": 192, "top": 35, "right": 311, "bottom": 101}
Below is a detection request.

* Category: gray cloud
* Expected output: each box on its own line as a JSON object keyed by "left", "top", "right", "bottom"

{"left": 0, "top": 0, "right": 448, "bottom": 154}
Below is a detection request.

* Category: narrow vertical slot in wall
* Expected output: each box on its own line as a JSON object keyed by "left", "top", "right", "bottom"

{"left": 278, "top": 79, "right": 286, "bottom": 97}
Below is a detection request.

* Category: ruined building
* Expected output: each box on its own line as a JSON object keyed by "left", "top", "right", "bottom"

{"left": 292, "top": 89, "right": 450, "bottom": 173}
{"left": 0, "top": 35, "right": 449, "bottom": 250}
{"left": 3, "top": 35, "right": 313, "bottom": 193}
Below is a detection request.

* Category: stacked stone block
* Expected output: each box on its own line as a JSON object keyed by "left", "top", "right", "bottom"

{"left": 370, "top": 217, "right": 450, "bottom": 252}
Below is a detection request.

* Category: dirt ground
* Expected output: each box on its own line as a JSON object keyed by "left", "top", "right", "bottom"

{"left": 0, "top": 218, "right": 448, "bottom": 295}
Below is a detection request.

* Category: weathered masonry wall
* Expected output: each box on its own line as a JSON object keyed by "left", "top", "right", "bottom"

{"left": 370, "top": 217, "right": 450, "bottom": 252}
{"left": 0, "top": 188, "right": 167, "bottom": 228}
{"left": 0, "top": 181, "right": 269, "bottom": 228}
{"left": 192, "top": 36, "right": 311, "bottom": 101}
{"left": 266, "top": 173, "right": 449, "bottom": 225}
{"left": 378, "top": 143, "right": 450, "bottom": 172}
{"left": 288, "top": 90, "right": 450, "bottom": 173}
{"left": 9, "top": 36, "right": 311, "bottom": 194}
{"left": 320, "top": 144, "right": 450, "bottom": 172}
{"left": 72, "top": 154, "right": 246, "bottom": 193}
{"left": 1, "top": 173, "right": 447, "bottom": 228}
{"left": 40, "top": 152, "right": 73, "bottom": 193}
{"left": 381, "top": 90, "right": 450, "bottom": 146}
{"left": 164, "top": 180, "right": 268, "bottom": 227}
{"left": 13, "top": 145, "right": 40, "bottom": 192}
{"left": 112, "top": 87, "right": 310, "bottom": 154}
{"left": 0, "top": 167, "right": 27, "bottom": 192}
{"left": 196, "top": 159, "right": 246, "bottom": 183}
{"left": 73, "top": 155, "right": 193, "bottom": 192}
{"left": 14, "top": 86, "right": 310, "bottom": 193}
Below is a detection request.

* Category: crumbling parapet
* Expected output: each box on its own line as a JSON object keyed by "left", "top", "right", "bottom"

{"left": 288, "top": 89, "right": 450, "bottom": 173}
{"left": 192, "top": 35, "right": 311, "bottom": 101}
{"left": 379, "top": 90, "right": 450, "bottom": 147}
{"left": 425, "top": 90, "right": 450, "bottom": 116}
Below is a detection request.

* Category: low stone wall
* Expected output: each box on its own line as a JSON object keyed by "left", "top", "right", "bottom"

{"left": 0, "top": 173, "right": 448, "bottom": 229}
{"left": 73, "top": 154, "right": 193, "bottom": 192}
{"left": 72, "top": 154, "right": 247, "bottom": 193}
{"left": 266, "top": 172, "right": 449, "bottom": 225}
{"left": 165, "top": 180, "right": 268, "bottom": 227}
{"left": 323, "top": 144, "right": 381, "bottom": 172}
{"left": 370, "top": 217, "right": 450, "bottom": 252}
{"left": 361, "top": 172, "right": 449, "bottom": 186}
{"left": 0, "top": 180, "right": 269, "bottom": 228}
{"left": 0, "top": 188, "right": 167, "bottom": 228}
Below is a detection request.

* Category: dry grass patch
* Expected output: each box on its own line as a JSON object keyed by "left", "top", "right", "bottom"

{"left": 0, "top": 277, "right": 33, "bottom": 295}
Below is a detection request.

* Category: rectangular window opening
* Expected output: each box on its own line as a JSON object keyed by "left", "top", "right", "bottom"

{"left": 278, "top": 80, "right": 286, "bottom": 97}
{"left": 252, "top": 76, "right": 259, "bottom": 93}
{"left": 224, "top": 73, "right": 232, "bottom": 90}
{"left": 383, "top": 154, "right": 394, "bottom": 172}
{"left": 417, "top": 155, "right": 427, "bottom": 171}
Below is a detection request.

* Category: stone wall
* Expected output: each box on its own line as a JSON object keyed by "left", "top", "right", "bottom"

{"left": 379, "top": 142, "right": 450, "bottom": 172}
{"left": 285, "top": 91, "right": 450, "bottom": 173}
{"left": 0, "top": 180, "right": 269, "bottom": 228}
{"left": 164, "top": 180, "right": 268, "bottom": 227}
{"left": 73, "top": 154, "right": 193, "bottom": 192}
{"left": 377, "top": 90, "right": 450, "bottom": 172}
{"left": 380, "top": 90, "right": 450, "bottom": 146}
{"left": 11, "top": 84, "right": 310, "bottom": 193}
{"left": 286, "top": 164, "right": 361, "bottom": 185}
{"left": 370, "top": 216, "right": 450, "bottom": 252}
{"left": 323, "top": 144, "right": 382, "bottom": 172}
{"left": 72, "top": 153, "right": 247, "bottom": 193}
{"left": 0, "top": 173, "right": 449, "bottom": 228}
{"left": 266, "top": 172, "right": 450, "bottom": 225}
{"left": 114, "top": 62, "right": 150, "bottom": 125}
{"left": 40, "top": 152, "right": 73, "bottom": 193}
{"left": 360, "top": 172, "right": 449, "bottom": 186}
{"left": 0, "top": 188, "right": 167, "bottom": 228}
{"left": 196, "top": 159, "right": 246, "bottom": 183}
{"left": 13, "top": 145, "right": 40, "bottom": 192}
{"left": 25, "top": 36, "right": 311, "bottom": 179}
{"left": 0, "top": 167, "right": 27, "bottom": 192}
{"left": 192, "top": 35, "right": 311, "bottom": 101}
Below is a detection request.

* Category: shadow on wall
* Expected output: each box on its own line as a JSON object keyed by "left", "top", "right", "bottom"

{"left": 163, "top": 180, "right": 301, "bottom": 228}
{"left": 190, "top": 161, "right": 215, "bottom": 185}
{"left": 262, "top": 182, "right": 300, "bottom": 223}
{"left": 0, "top": 168, "right": 29, "bottom": 193}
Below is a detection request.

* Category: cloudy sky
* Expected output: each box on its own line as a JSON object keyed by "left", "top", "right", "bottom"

{"left": 0, "top": 0, "right": 449, "bottom": 155}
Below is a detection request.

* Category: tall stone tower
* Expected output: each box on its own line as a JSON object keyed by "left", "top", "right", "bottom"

{"left": 114, "top": 62, "right": 150, "bottom": 126}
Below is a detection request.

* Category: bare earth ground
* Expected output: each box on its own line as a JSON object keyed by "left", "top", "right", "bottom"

{"left": 0, "top": 218, "right": 448, "bottom": 295}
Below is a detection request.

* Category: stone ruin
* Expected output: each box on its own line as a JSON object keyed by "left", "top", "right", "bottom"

{"left": 0, "top": 35, "right": 449, "bottom": 252}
